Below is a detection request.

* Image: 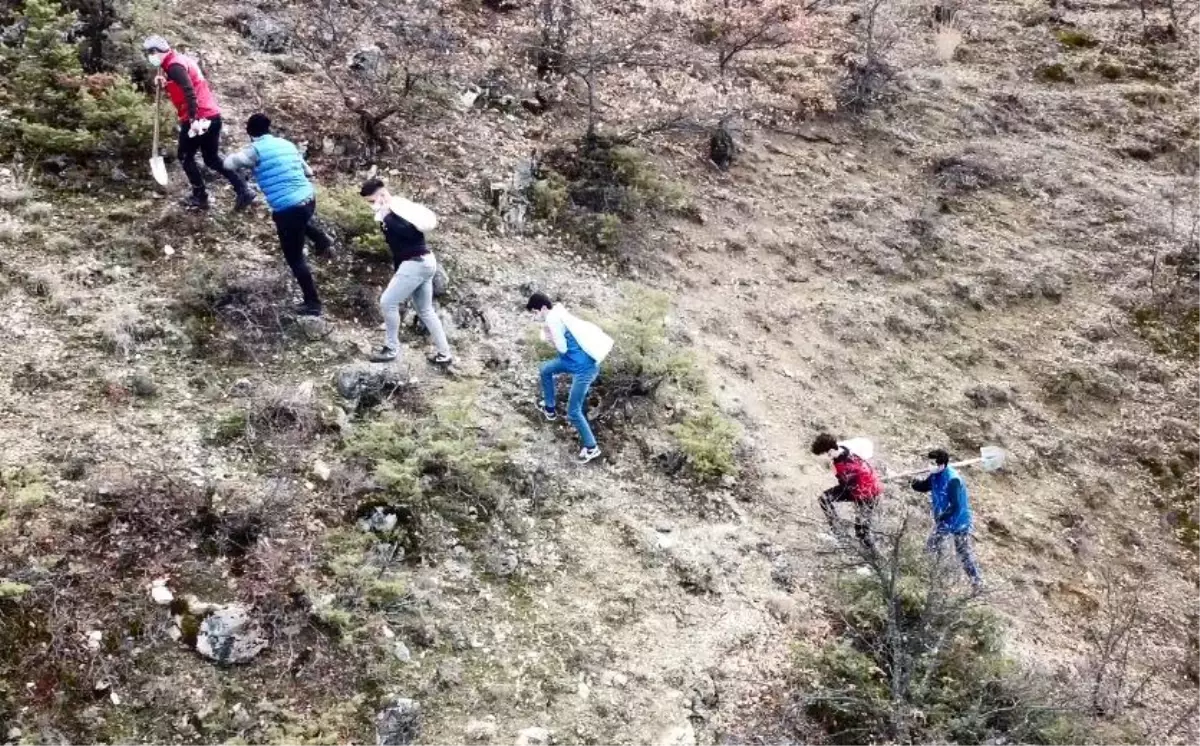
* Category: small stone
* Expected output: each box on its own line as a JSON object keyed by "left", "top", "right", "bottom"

{"left": 151, "top": 585, "right": 174, "bottom": 606}
{"left": 163, "top": 244, "right": 175, "bottom": 256}
{"left": 129, "top": 372, "right": 158, "bottom": 399}
{"left": 87, "top": 630, "right": 103, "bottom": 650}
{"left": 393, "top": 641, "right": 411, "bottom": 662}
{"left": 655, "top": 723, "right": 696, "bottom": 746}
{"left": 465, "top": 717, "right": 498, "bottom": 742}
{"left": 297, "top": 315, "right": 331, "bottom": 340}
{"left": 516, "top": 726, "right": 550, "bottom": 746}
{"left": 312, "top": 460, "right": 332, "bottom": 482}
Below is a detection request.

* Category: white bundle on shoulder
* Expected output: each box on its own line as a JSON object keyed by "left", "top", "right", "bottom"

{"left": 838, "top": 437, "right": 875, "bottom": 460}
{"left": 389, "top": 196, "right": 437, "bottom": 233}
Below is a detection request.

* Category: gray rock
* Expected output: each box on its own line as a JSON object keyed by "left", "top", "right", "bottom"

{"left": 228, "top": 10, "right": 291, "bottom": 53}
{"left": 516, "top": 727, "right": 550, "bottom": 746}
{"left": 350, "top": 45, "right": 387, "bottom": 79}
{"left": 194, "top": 604, "right": 268, "bottom": 665}
{"left": 129, "top": 372, "right": 157, "bottom": 398}
{"left": 335, "top": 364, "right": 413, "bottom": 404}
{"left": 376, "top": 697, "right": 422, "bottom": 746}
{"left": 296, "top": 315, "right": 332, "bottom": 340}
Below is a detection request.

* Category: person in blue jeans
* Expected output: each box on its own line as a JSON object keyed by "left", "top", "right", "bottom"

{"left": 526, "top": 292, "right": 614, "bottom": 464}
{"left": 911, "top": 449, "right": 983, "bottom": 592}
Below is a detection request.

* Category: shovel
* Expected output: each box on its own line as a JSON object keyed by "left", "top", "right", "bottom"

{"left": 883, "top": 445, "right": 1008, "bottom": 482}
{"left": 150, "top": 84, "right": 168, "bottom": 186}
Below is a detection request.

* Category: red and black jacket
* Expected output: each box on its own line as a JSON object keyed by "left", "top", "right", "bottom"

{"left": 830, "top": 448, "right": 883, "bottom": 503}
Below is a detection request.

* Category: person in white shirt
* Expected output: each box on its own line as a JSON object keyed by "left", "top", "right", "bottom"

{"left": 526, "top": 292, "right": 614, "bottom": 464}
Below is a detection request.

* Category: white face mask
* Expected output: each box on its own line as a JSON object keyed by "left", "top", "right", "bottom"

{"left": 147, "top": 52, "right": 164, "bottom": 67}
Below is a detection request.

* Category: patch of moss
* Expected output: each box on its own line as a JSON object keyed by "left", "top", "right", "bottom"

{"left": 0, "top": 581, "right": 32, "bottom": 599}
{"left": 208, "top": 410, "right": 249, "bottom": 446}
{"left": 1096, "top": 61, "right": 1124, "bottom": 80}
{"left": 317, "top": 186, "right": 376, "bottom": 238}
{"left": 1035, "top": 62, "right": 1073, "bottom": 84}
{"left": 1056, "top": 30, "right": 1098, "bottom": 49}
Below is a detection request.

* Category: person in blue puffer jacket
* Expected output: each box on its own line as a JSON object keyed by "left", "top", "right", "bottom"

{"left": 911, "top": 449, "right": 983, "bottom": 591}
{"left": 225, "top": 113, "right": 332, "bottom": 317}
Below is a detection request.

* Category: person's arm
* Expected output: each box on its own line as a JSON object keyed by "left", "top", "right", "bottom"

{"left": 223, "top": 143, "right": 259, "bottom": 172}
{"left": 301, "top": 159, "right": 314, "bottom": 178}
{"left": 910, "top": 475, "right": 933, "bottom": 493}
{"left": 165, "top": 63, "right": 197, "bottom": 122}
{"left": 545, "top": 309, "right": 568, "bottom": 355}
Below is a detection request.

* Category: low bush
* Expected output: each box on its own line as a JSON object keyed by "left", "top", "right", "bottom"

{"left": 344, "top": 386, "right": 522, "bottom": 560}
{"left": 792, "top": 517, "right": 1107, "bottom": 744}
{"left": 670, "top": 406, "right": 740, "bottom": 483}
{"left": 174, "top": 264, "right": 294, "bottom": 362}
{"left": 0, "top": 0, "right": 161, "bottom": 162}
{"left": 317, "top": 185, "right": 377, "bottom": 239}
{"left": 531, "top": 135, "right": 688, "bottom": 252}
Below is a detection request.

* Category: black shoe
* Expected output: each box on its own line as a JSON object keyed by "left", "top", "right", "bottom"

{"left": 369, "top": 346, "right": 398, "bottom": 363}
{"left": 426, "top": 352, "right": 453, "bottom": 366}
{"left": 180, "top": 193, "right": 209, "bottom": 211}
{"left": 310, "top": 234, "right": 334, "bottom": 256}
{"left": 294, "top": 304, "right": 322, "bottom": 317}
{"left": 233, "top": 191, "right": 257, "bottom": 212}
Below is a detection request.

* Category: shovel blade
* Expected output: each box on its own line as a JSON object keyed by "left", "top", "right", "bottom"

{"left": 978, "top": 445, "right": 1007, "bottom": 471}
{"left": 150, "top": 156, "right": 168, "bottom": 186}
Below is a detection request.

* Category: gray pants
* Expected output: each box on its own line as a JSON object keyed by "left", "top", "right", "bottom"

{"left": 381, "top": 254, "right": 451, "bottom": 356}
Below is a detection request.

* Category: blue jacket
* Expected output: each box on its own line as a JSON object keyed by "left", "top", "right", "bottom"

{"left": 912, "top": 466, "right": 972, "bottom": 534}
{"left": 251, "top": 135, "right": 313, "bottom": 212}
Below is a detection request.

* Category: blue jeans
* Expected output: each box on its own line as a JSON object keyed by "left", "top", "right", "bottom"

{"left": 926, "top": 529, "right": 982, "bottom": 584}
{"left": 539, "top": 358, "right": 599, "bottom": 449}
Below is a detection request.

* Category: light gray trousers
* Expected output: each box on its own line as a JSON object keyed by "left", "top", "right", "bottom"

{"left": 380, "top": 254, "right": 451, "bottom": 356}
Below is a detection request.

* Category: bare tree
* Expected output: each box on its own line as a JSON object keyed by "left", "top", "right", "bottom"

{"left": 531, "top": 0, "right": 674, "bottom": 138}
{"left": 693, "top": 0, "right": 822, "bottom": 75}
{"left": 837, "top": 0, "right": 898, "bottom": 114}
{"left": 291, "top": 0, "right": 456, "bottom": 156}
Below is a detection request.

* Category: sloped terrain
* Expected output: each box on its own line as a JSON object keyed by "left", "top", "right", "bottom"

{"left": 1, "top": 0, "right": 1197, "bottom": 744}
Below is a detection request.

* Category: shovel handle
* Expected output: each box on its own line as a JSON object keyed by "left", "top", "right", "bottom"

{"left": 152, "top": 85, "right": 161, "bottom": 155}
{"left": 883, "top": 457, "right": 984, "bottom": 482}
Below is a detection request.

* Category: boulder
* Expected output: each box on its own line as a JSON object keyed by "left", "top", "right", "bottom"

{"left": 194, "top": 604, "right": 268, "bottom": 665}
{"left": 376, "top": 697, "right": 422, "bottom": 746}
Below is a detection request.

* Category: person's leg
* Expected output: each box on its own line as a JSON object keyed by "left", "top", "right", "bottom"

{"left": 410, "top": 257, "right": 451, "bottom": 358}
{"left": 305, "top": 215, "right": 333, "bottom": 254}
{"left": 953, "top": 533, "right": 982, "bottom": 586}
{"left": 925, "top": 530, "right": 944, "bottom": 557}
{"left": 273, "top": 202, "right": 320, "bottom": 311}
{"left": 379, "top": 261, "right": 427, "bottom": 352}
{"left": 853, "top": 500, "right": 877, "bottom": 554}
{"left": 197, "top": 117, "right": 250, "bottom": 198}
{"left": 539, "top": 357, "right": 568, "bottom": 414}
{"left": 176, "top": 123, "right": 205, "bottom": 199}
{"left": 566, "top": 365, "right": 599, "bottom": 449}
{"left": 819, "top": 489, "right": 842, "bottom": 530}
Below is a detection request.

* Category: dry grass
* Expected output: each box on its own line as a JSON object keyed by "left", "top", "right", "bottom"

{"left": 934, "top": 24, "right": 962, "bottom": 64}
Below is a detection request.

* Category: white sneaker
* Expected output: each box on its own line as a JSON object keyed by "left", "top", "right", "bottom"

{"left": 577, "top": 446, "right": 602, "bottom": 464}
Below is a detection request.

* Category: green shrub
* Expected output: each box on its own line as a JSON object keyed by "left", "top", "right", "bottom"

{"left": 671, "top": 407, "right": 739, "bottom": 482}
{"left": 606, "top": 285, "right": 705, "bottom": 394}
{"left": 345, "top": 387, "right": 518, "bottom": 555}
{"left": 532, "top": 136, "right": 689, "bottom": 252}
{"left": 795, "top": 533, "right": 1103, "bottom": 745}
{"left": 317, "top": 186, "right": 376, "bottom": 238}
{"left": 0, "top": 0, "right": 158, "bottom": 160}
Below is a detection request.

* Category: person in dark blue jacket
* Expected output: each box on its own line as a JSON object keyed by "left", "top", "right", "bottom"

{"left": 911, "top": 449, "right": 983, "bottom": 590}
{"left": 225, "top": 113, "right": 332, "bottom": 316}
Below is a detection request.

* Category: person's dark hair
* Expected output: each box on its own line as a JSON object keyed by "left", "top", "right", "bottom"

{"left": 525, "top": 292, "right": 553, "bottom": 312}
{"left": 359, "top": 178, "right": 386, "bottom": 198}
{"left": 927, "top": 449, "right": 951, "bottom": 466}
{"left": 810, "top": 433, "right": 839, "bottom": 456}
{"left": 246, "top": 113, "right": 271, "bottom": 138}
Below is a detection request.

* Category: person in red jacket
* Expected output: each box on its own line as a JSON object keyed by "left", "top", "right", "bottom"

{"left": 142, "top": 36, "right": 254, "bottom": 211}
{"left": 811, "top": 433, "right": 882, "bottom": 553}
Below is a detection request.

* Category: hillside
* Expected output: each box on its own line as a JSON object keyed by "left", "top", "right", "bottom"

{"left": 1, "top": 0, "right": 1197, "bottom": 744}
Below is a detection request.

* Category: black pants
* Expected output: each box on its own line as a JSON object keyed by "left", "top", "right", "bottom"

{"left": 272, "top": 198, "right": 322, "bottom": 309}
{"left": 819, "top": 489, "right": 877, "bottom": 553}
{"left": 176, "top": 116, "right": 247, "bottom": 197}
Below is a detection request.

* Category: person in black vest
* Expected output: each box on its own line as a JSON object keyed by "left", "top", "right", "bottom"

{"left": 360, "top": 179, "right": 453, "bottom": 364}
